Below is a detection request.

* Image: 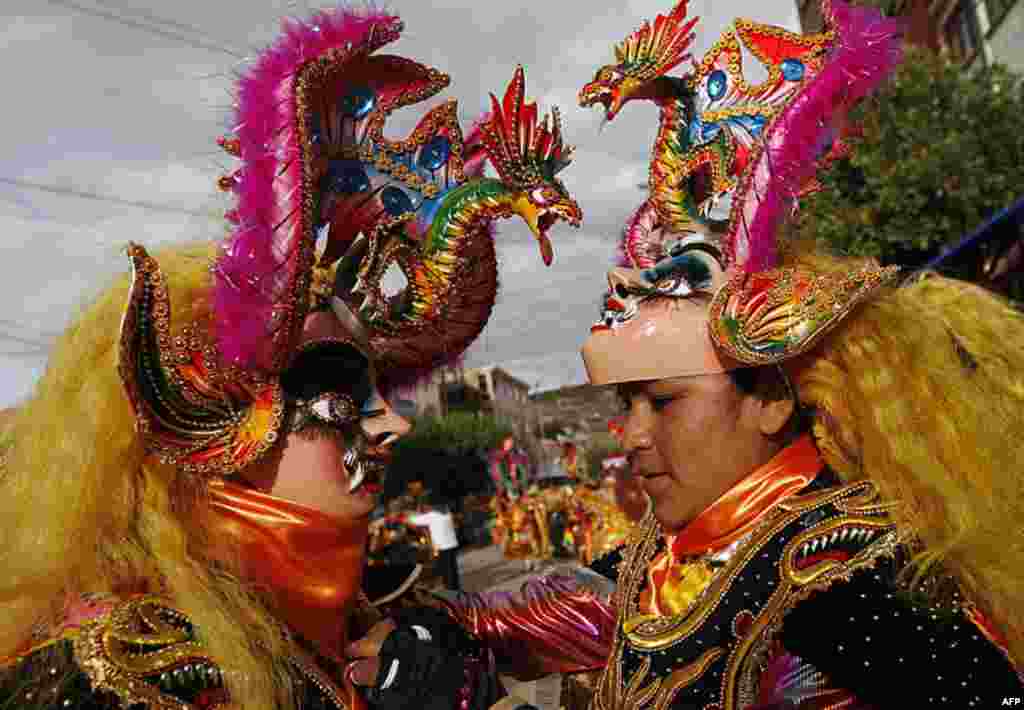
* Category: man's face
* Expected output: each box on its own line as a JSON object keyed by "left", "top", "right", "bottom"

{"left": 617, "top": 371, "right": 773, "bottom": 532}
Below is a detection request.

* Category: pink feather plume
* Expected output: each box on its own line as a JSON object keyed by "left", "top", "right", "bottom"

{"left": 213, "top": 5, "right": 400, "bottom": 371}
{"left": 729, "top": 0, "right": 905, "bottom": 273}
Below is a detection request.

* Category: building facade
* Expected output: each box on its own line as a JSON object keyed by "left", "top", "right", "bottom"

{"left": 530, "top": 384, "right": 622, "bottom": 439}
{"left": 398, "top": 364, "right": 535, "bottom": 436}
{"left": 463, "top": 366, "right": 533, "bottom": 438}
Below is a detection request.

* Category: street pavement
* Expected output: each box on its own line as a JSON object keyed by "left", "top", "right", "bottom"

{"left": 458, "top": 545, "right": 572, "bottom": 709}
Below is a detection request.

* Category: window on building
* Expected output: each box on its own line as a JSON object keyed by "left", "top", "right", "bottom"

{"left": 943, "top": 0, "right": 982, "bottom": 62}
{"left": 477, "top": 373, "right": 490, "bottom": 399}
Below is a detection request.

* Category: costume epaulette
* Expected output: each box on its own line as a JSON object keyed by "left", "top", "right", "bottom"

{"left": 596, "top": 480, "right": 904, "bottom": 710}
{"left": 780, "top": 557, "right": 1024, "bottom": 706}
{"left": 2, "top": 595, "right": 360, "bottom": 710}
{"left": 0, "top": 595, "right": 228, "bottom": 709}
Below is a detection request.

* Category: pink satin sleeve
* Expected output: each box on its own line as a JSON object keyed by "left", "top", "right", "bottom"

{"left": 437, "top": 568, "right": 617, "bottom": 680}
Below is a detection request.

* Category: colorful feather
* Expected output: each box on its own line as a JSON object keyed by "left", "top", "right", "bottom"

{"left": 728, "top": 0, "right": 905, "bottom": 272}
{"left": 213, "top": 5, "right": 401, "bottom": 372}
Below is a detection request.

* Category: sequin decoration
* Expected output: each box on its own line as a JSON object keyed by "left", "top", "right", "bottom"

{"left": 72, "top": 596, "right": 225, "bottom": 710}
{"left": 708, "top": 263, "right": 901, "bottom": 364}
{"left": 118, "top": 244, "right": 285, "bottom": 477}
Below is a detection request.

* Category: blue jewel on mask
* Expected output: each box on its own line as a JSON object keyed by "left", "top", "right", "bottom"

{"left": 707, "top": 70, "right": 728, "bottom": 101}
{"left": 781, "top": 59, "right": 805, "bottom": 82}
{"left": 339, "top": 86, "right": 376, "bottom": 119}
{"left": 418, "top": 135, "right": 451, "bottom": 171}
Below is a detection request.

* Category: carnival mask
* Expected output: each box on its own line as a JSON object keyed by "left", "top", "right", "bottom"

{"left": 118, "top": 7, "right": 581, "bottom": 479}
{"left": 580, "top": 0, "right": 903, "bottom": 385}
{"left": 583, "top": 235, "right": 739, "bottom": 385}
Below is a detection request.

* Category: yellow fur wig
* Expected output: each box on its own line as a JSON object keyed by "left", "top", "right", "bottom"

{"left": 786, "top": 249, "right": 1024, "bottom": 664}
{"left": 0, "top": 242, "right": 295, "bottom": 710}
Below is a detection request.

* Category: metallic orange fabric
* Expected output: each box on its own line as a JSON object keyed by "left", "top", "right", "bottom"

{"left": 206, "top": 479, "right": 367, "bottom": 661}
{"left": 441, "top": 574, "right": 616, "bottom": 680}
{"left": 643, "top": 436, "right": 822, "bottom": 616}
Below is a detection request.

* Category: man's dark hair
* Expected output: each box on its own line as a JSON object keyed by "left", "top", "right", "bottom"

{"left": 727, "top": 367, "right": 761, "bottom": 395}
{"left": 727, "top": 366, "right": 810, "bottom": 440}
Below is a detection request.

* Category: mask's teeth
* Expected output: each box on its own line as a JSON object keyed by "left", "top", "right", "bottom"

{"left": 348, "top": 462, "right": 365, "bottom": 493}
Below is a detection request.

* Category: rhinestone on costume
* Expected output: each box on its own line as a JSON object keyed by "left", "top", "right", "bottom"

{"left": 340, "top": 86, "right": 376, "bottom": 119}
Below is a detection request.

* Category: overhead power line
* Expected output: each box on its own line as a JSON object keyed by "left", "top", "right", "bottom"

{"left": 0, "top": 332, "right": 53, "bottom": 351}
{"left": 0, "top": 177, "right": 223, "bottom": 219}
{"left": 45, "top": 0, "right": 249, "bottom": 59}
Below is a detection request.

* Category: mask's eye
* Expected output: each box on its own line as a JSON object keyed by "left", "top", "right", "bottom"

{"left": 596, "top": 66, "right": 625, "bottom": 83}
{"left": 281, "top": 341, "right": 373, "bottom": 408}
{"left": 309, "top": 392, "right": 359, "bottom": 425}
{"left": 642, "top": 249, "right": 718, "bottom": 297}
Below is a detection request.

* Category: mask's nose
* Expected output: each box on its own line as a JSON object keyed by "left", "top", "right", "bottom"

{"left": 361, "top": 398, "right": 411, "bottom": 449}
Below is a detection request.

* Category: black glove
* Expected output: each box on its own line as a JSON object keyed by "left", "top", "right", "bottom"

{"left": 363, "top": 607, "right": 478, "bottom": 710}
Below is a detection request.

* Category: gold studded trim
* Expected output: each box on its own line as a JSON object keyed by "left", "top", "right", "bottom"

{"left": 718, "top": 483, "right": 903, "bottom": 708}
{"left": 596, "top": 480, "right": 899, "bottom": 709}
{"left": 708, "top": 264, "right": 901, "bottom": 366}
{"left": 72, "top": 596, "right": 221, "bottom": 710}
{"left": 118, "top": 245, "right": 286, "bottom": 477}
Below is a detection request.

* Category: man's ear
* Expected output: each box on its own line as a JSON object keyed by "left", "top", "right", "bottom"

{"left": 753, "top": 367, "right": 796, "bottom": 437}
{"left": 758, "top": 395, "right": 795, "bottom": 437}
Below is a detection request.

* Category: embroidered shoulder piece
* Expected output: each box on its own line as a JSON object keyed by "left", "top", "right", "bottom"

{"left": 71, "top": 596, "right": 228, "bottom": 709}
{"left": 593, "top": 481, "right": 903, "bottom": 710}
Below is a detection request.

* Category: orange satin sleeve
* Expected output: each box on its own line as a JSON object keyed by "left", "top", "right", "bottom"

{"left": 436, "top": 570, "right": 617, "bottom": 681}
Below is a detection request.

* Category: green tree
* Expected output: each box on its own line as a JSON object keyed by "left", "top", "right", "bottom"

{"left": 385, "top": 412, "right": 515, "bottom": 501}
{"left": 396, "top": 411, "right": 514, "bottom": 456}
{"left": 796, "top": 46, "right": 1024, "bottom": 297}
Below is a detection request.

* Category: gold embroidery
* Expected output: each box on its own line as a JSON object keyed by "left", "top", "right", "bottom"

{"left": 73, "top": 596, "right": 224, "bottom": 710}
{"left": 592, "top": 481, "right": 899, "bottom": 709}
{"left": 719, "top": 484, "right": 901, "bottom": 708}
{"left": 651, "top": 649, "right": 724, "bottom": 710}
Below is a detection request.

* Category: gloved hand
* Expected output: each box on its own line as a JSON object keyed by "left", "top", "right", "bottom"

{"left": 346, "top": 607, "right": 479, "bottom": 710}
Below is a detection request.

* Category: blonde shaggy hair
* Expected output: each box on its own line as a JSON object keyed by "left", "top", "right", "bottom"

{"left": 0, "top": 242, "right": 295, "bottom": 710}
{"left": 785, "top": 249, "right": 1024, "bottom": 663}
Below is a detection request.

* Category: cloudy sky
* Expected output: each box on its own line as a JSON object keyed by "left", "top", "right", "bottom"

{"left": 0, "top": 0, "right": 801, "bottom": 405}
